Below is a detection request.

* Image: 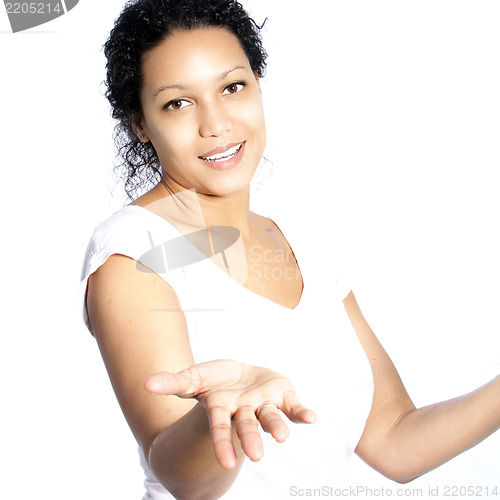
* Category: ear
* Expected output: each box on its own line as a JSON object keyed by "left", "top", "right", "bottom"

{"left": 130, "top": 112, "right": 150, "bottom": 143}
{"left": 254, "top": 71, "right": 262, "bottom": 93}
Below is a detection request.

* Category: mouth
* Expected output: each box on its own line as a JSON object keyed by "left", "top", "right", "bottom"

{"left": 198, "top": 142, "right": 245, "bottom": 163}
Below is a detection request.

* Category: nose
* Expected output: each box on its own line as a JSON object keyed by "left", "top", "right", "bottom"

{"left": 198, "top": 102, "right": 232, "bottom": 138}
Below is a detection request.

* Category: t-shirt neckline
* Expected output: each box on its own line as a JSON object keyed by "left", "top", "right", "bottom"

{"left": 123, "top": 204, "right": 305, "bottom": 311}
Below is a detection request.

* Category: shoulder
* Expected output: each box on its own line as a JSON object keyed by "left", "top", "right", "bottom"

{"left": 94, "top": 205, "right": 148, "bottom": 234}
{"left": 87, "top": 206, "right": 153, "bottom": 254}
{"left": 81, "top": 205, "right": 169, "bottom": 283}
{"left": 251, "top": 212, "right": 279, "bottom": 232}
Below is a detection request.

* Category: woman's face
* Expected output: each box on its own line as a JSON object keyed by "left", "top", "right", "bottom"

{"left": 137, "top": 27, "right": 267, "bottom": 198}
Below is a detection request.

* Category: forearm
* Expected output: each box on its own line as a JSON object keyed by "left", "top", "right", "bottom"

{"left": 378, "top": 375, "right": 500, "bottom": 483}
{"left": 148, "top": 402, "right": 245, "bottom": 500}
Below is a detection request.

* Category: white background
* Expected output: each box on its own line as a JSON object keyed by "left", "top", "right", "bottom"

{"left": 1, "top": 1, "right": 499, "bottom": 498}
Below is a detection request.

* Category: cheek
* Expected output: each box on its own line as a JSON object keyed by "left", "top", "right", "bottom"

{"left": 253, "top": 108, "right": 267, "bottom": 152}
{"left": 154, "top": 122, "right": 197, "bottom": 160}
{"left": 240, "top": 98, "right": 266, "bottom": 138}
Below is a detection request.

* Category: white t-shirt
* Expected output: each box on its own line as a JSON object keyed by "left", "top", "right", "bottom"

{"left": 80, "top": 205, "right": 374, "bottom": 499}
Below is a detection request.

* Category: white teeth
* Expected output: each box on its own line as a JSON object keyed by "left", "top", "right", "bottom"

{"left": 202, "top": 143, "right": 242, "bottom": 162}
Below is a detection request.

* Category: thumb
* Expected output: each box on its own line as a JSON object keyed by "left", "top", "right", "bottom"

{"left": 145, "top": 367, "right": 202, "bottom": 398}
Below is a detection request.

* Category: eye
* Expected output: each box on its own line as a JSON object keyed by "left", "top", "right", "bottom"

{"left": 222, "top": 81, "right": 246, "bottom": 95}
{"left": 163, "top": 98, "right": 190, "bottom": 111}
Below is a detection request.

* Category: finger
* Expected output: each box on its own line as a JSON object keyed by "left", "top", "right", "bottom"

{"left": 258, "top": 405, "right": 290, "bottom": 443}
{"left": 281, "top": 392, "right": 317, "bottom": 424}
{"left": 206, "top": 404, "right": 238, "bottom": 470}
{"left": 144, "top": 367, "right": 203, "bottom": 398}
{"left": 234, "top": 406, "right": 264, "bottom": 462}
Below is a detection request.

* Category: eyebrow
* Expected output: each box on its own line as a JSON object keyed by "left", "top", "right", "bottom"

{"left": 153, "top": 65, "right": 247, "bottom": 98}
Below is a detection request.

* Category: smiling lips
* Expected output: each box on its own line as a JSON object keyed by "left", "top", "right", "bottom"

{"left": 199, "top": 141, "right": 245, "bottom": 168}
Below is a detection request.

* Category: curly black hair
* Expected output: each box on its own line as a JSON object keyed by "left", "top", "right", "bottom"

{"left": 103, "top": 0, "right": 268, "bottom": 199}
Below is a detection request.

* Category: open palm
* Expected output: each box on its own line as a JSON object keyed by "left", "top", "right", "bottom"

{"left": 145, "top": 360, "right": 317, "bottom": 470}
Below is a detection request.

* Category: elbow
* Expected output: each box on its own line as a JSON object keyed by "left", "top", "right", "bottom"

{"left": 147, "top": 460, "right": 229, "bottom": 500}
{"left": 164, "top": 485, "right": 223, "bottom": 500}
{"left": 371, "top": 463, "right": 423, "bottom": 485}
{"left": 391, "top": 475, "right": 419, "bottom": 485}
{"left": 146, "top": 437, "right": 243, "bottom": 500}
{"left": 357, "top": 450, "right": 423, "bottom": 485}
{"left": 152, "top": 474, "right": 238, "bottom": 500}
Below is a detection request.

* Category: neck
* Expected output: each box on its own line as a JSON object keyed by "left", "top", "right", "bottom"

{"left": 156, "top": 177, "right": 254, "bottom": 235}
{"left": 197, "top": 191, "right": 253, "bottom": 232}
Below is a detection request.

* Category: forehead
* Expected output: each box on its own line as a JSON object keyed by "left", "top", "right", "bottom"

{"left": 140, "top": 27, "right": 251, "bottom": 90}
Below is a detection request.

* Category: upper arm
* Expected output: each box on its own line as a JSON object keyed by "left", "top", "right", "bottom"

{"left": 342, "top": 291, "right": 416, "bottom": 468}
{"left": 86, "top": 254, "right": 197, "bottom": 457}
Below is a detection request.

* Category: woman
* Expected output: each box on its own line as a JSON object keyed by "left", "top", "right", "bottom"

{"left": 81, "top": 0, "right": 500, "bottom": 498}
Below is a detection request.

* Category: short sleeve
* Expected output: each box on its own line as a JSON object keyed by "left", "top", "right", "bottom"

{"left": 79, "top": 206, "right": 189, "bottom": 333}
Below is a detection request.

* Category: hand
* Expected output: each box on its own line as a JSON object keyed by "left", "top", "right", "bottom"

{"left": 145, "top": 360, "right": 316, "bottom": 470}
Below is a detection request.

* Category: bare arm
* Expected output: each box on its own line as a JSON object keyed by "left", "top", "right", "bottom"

{"left": 344, "top": 291, "right": 500, "bottom": 483}
{"left": 86, "top": 255, "right": 243, "bottom": 499}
